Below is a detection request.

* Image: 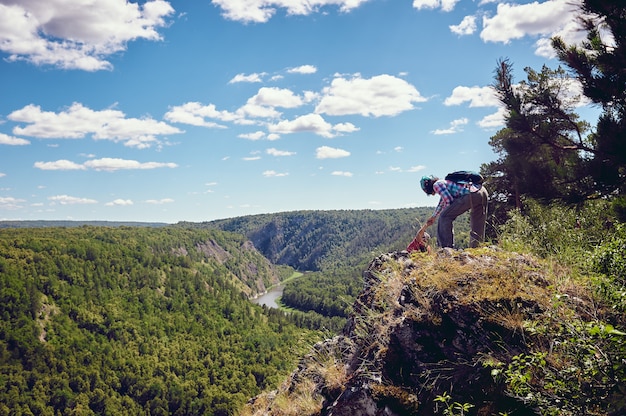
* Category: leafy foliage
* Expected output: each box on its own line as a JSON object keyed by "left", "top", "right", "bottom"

{"left": 496, "top": 201, "right": 626, "bottom": 415}
{"left": 0, "top": 226, "right": 320, "bottom": 415}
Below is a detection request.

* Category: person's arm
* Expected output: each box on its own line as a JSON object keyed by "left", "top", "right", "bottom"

{"left": 430, "top": 181, "right": 453, "bottom": 219}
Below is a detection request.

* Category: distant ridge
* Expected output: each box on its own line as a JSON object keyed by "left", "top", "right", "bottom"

{"left": 0, "top": 220, "right": 170, "bottom": 228}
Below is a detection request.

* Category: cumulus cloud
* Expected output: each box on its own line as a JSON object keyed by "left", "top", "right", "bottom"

{"left": 229, "top": 72, "right": 267, "bottom": 83}
{"left": 248, "top": 87, "right": 303, "bottom": 109}
{"left": 49, "top": 195, "right": 98, "bottom": 205}
{"left": 164, "top": 102, "right": 231, "bottom": 127}
{"left": 481, "top": 0, "right": 584, "bottom": 57}
{"left": 316, "top": 74, "right": 426, "bottom": 117}
{"left": 0, "top": 132, "right": 29, "bottom": 145}
{"left": 145, "top": 198, "right": 174, "bottom": 204}
{"left": 238, "top": 131, "right": 267, "bottom": 140}
{"left": 288, "top": 65, "right": 317, "bottom": 74}
{"left": 407, "top": 165, "right": 426, "bottom": 173}
{"left": 263, "top": 170, "right": 288, "bottom": 177}
{"left": 0, "top": 196, "right": 25, "bottom": 210}
{"left": 316, "top": 146, "right": 350, "bottom": 159}
{"left": 105, "top": 199, "right": 133, "bottom": 206}
{"left": 34, "top": 158, "right": 178, "bottom": 172}
{"left": 0, "top": 0, "right": 174, "bottom": 71}
{"left": 478, "top": 108, "right": 507, "bottom": 129}
{"left": 9, "top": 102, "right": 182, "bottom": 149}
{"left": 444, "top": 86, "right": 500, "bottom": 107}
{"left": 33, "top": 160, "right": 86, "bottom": 171}
{"left": 431, "top": 118, "right": 468, "bottom": 135}
{"left": 331, "top": 171, "right": 353, "bottom": 177}
{"left": 212, "top": 0, "right": 370, "bottom": 23}
{"left": 450, "top": 15, "right": 477, "bottom": 36}
{"left": 84, "top": 158, "right": 177, "bottom": 171}
{"left": 266, "top": 148, "right": 295, "bottom": 156}
{"left": 413, "top": 0, "right": 461, "bottom": 12}
{"left": 269, "top": 114, "right": 335, "bottom": 138}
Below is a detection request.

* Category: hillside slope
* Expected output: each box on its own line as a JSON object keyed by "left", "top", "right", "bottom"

{"left": 190, "top": 208, "right": 442, "bottom": 271}
{"left": 243, "top": 248, "right": 626, "bottom": 416}
{"left": 0, "top": 226, "right": 317, "bottom": 415}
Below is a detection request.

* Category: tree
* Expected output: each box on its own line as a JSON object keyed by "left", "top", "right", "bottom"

{"left": 489, "top": 60, "right": 593, "bottom": 209}
{"left": 551, "top": 0, "right": 626, "bottom": 214}
{"left": 489, "top": 1, "right": 626, "bottom": 219}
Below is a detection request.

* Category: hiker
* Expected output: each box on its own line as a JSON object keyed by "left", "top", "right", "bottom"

{"left": 418, "top": 173, "right": 488, "bottom": 248}
{"left": 406, "top": 229, "right": 432, "bottom": 254}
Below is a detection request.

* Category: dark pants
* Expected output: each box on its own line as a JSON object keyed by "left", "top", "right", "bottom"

{"left": 437, "top": 186, "right": 488, "bottom": 248}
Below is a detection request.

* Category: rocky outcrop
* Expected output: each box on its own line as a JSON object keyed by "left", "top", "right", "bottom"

{"left": 243, "top": 247, "right": 622, "bottom": 416}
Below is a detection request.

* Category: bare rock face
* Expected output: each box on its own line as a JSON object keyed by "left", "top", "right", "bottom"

{"left": 244, "top": 247, "right": 616, "bottom": 416}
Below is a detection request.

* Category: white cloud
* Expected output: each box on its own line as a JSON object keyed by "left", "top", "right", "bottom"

{"left": 444, "top": 86, "right": 500, "bottom": 107}
{"left": 49, "top": 195, "right": 98, "bottom": 205}
{"left": 450, "top": 15, "right": 477, "bottom": 36}
{"left": 34, "top": 160, "right": 86, "bottom": 171}
{"left": 212, "top": 0, "right": 369, "bottom": 23}
{"left": 288, "top": 65, "right": 317, "bottom": 74}
{"left": 481, "top": 0, "right": 584, "bottom": 57}
{"left": 0, "top": 173, "right": 5, "bottom": 178}
{"left": 478, "top": 108, "right": 507, "bottom": 128}
{"left": 248, "top": 87, "right": 303, "bottom": 108}
{"left": 432, "top": 118, "right": 468, "bottom": 135}
{"left": 333, "top": 122, "right": 359, "bottom": 133}
{"left": 33, "top": 158, "right": 177, "bottom": 171}
{"left": 239, "top": 131, "right": 266, "bottom": 140}
{"left": 164, "top": 102, "right": 231, "bottom": 127}
{"left": 229, "top": 72, "right": 266, "bottom": 83}
{"left": 0, "top": 132, "right": 29, "bottom": 145}
{"left": 407, "top": 165, "right": 426, "bottom": 172}
{"left": 145, "top": 198, "right": 174, "bottom": 204}
{"left": 331, "top": 171, "right": 353, "bottom": 177}
{"left": 0, "top": 0, "right": 174, "bottom": 71}
{"left": 105, "top": 199, "right": 133, "bottom": 206}
{"left": 263, "top": 170, "right": 288, "bottom": 177}
{"left": 83, "top": 158, "right": 178, "bottom": 172}
{"left": 266, "top": 148, "right": 295, "bottom": 157}
{"left": 316, "top": 74, "right": 426, "bottom": 117}
{"left": 413, "top": 0, "right": 461, "bottom": 12}
{"left": 269, "top": 113, "right": 336, "bottom": 138}
{"left": 0, "top": 196, "right": 25, "bottom": 210}
{"left": 9, "top": 102, "right": 182, "bottom": 149}
{"left": 316, "top": 146, "right": 350, "bottom": 159}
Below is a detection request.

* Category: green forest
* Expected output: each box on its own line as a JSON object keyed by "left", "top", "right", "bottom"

{"left": 0, "top": 226, "right": 321, "bottom": 415}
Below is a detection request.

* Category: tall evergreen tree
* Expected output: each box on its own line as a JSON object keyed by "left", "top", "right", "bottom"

{"left": 552, "top": 0, "right": 626, "bottom": 213}
{"left": 488, "top": 60, "right": 593, "bottom": 208}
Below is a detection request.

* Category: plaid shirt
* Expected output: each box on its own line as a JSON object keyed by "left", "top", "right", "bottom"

{"left": 431, "top": 180, "right": 471, "bottom": 218}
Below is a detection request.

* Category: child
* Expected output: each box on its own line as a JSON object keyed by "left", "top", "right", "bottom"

{"left": 406, "top": 229, "right": 431, "bottom": 253}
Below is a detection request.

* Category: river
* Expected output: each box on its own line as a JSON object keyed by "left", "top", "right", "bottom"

{"left": 250, "top": 284, "right": 285, "bottom": 309}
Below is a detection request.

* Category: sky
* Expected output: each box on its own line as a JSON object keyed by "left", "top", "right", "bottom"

{"left": 0, "top": 0, "right": 596, "bottom": 223}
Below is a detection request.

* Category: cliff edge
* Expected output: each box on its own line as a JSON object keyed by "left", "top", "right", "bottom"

{"left": 243, "top": 247, "right": 625, "bottom": 416}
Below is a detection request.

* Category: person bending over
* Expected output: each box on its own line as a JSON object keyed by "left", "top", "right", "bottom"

{"left": 418, "top": 174, "right": 488, "bottom": 248}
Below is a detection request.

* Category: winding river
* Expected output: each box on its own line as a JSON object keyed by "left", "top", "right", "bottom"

{"left": 250, "top": 284, "right": 285, "bottom": 309}
{"left": 250, "top": 271, "right": 303, "bottom": 309}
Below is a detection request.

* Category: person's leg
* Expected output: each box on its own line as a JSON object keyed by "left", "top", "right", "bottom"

{"left": 469, "top": 187, "right": 488, "bottom": 248}
{"left": 437, "top": 194, "right": 471, "bottom": 248}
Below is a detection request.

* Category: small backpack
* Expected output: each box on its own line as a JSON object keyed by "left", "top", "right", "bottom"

{"left": 445, "top": 171, "right": 484, "bottom": 185}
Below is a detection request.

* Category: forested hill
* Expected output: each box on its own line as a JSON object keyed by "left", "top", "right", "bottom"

{"left": 0, "top": 226, "right": 319, "bottom": 415}
{"left": 184, "top": 208, "right": 439, "bottom": 272}
{"left": 0, "top": 220, "right": 169, "bottom": 228}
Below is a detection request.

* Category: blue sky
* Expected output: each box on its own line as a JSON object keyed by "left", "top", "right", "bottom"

{"left": 0, "top": 0, "right": 593, "bottom": 223}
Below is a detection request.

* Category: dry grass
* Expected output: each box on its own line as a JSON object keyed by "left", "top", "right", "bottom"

{"left": 240, "top": 378, "right": 322, "bottom": 416}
